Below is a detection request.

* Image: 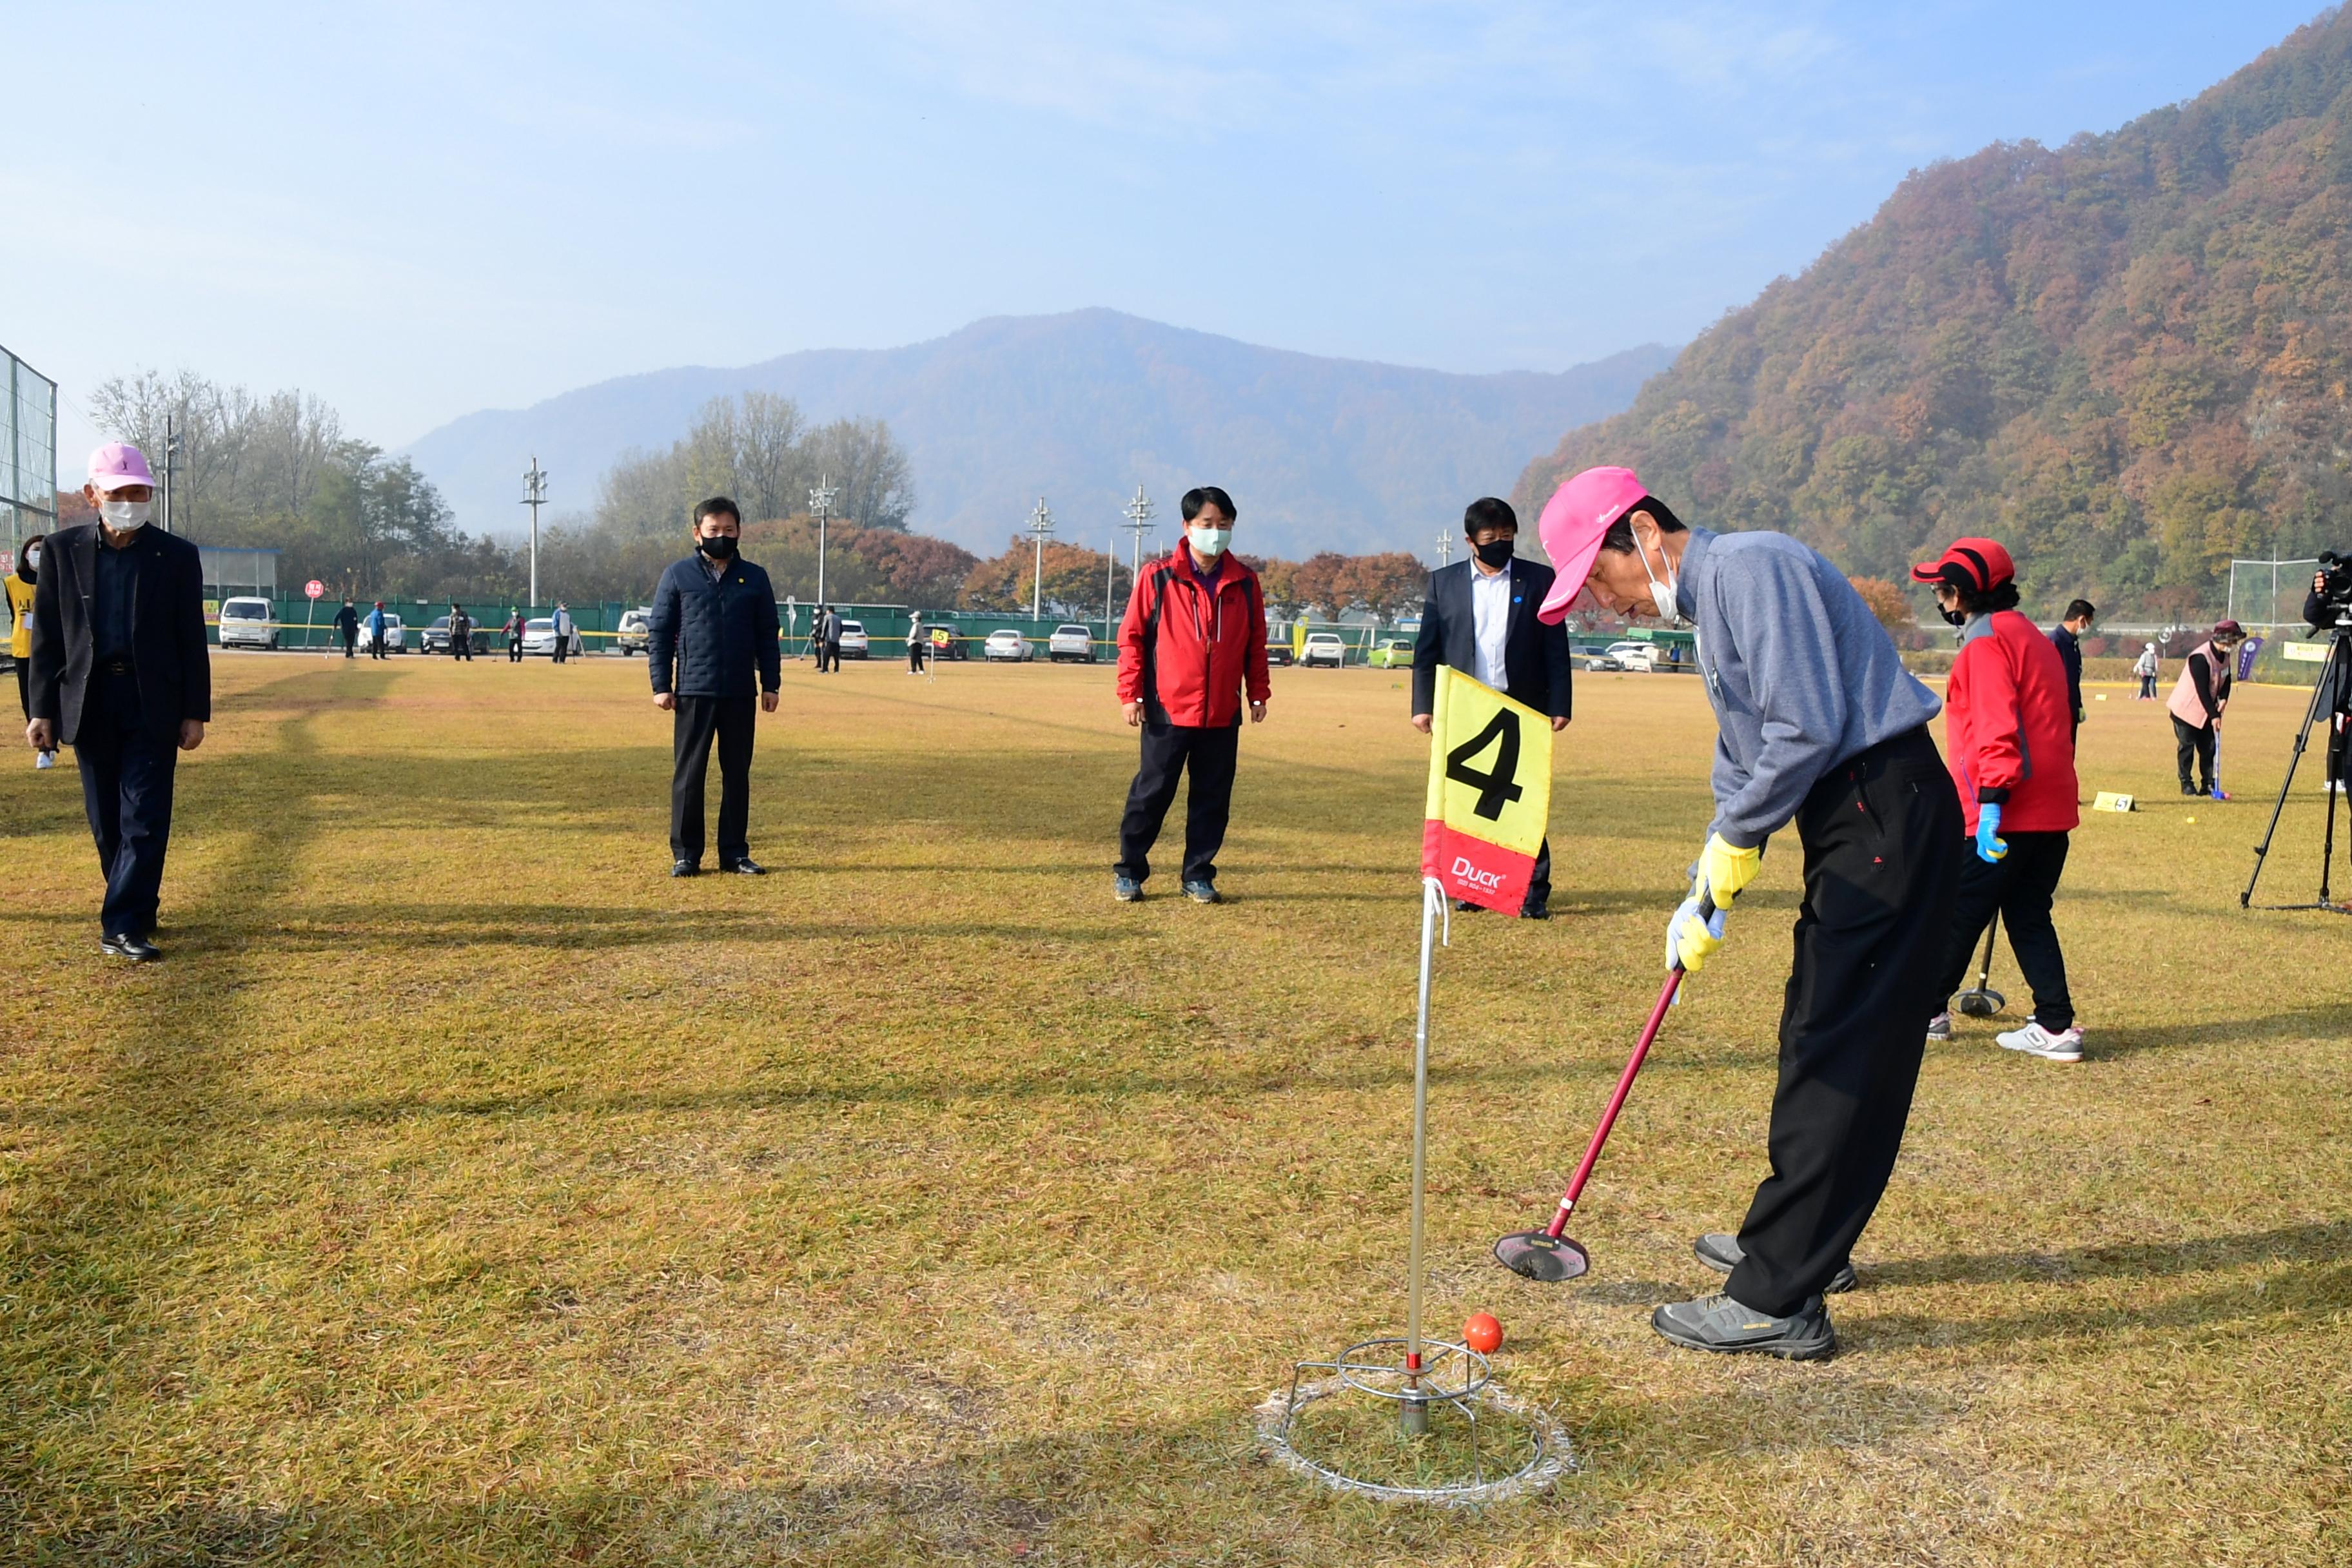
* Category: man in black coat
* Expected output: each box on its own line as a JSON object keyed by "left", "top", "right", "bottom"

{"left": 2052, "top": 598, "right": 2093, "bottom": 739}
{"left": 333, "top": 598, "right": 360, "bottom": 658}
{"left": 647, "top": 496, "right": 781, "bottom": 877}
{"left": 24, "top": 443, "right": 211, "bottom": 961}
{"left": 1409, "top": 496, "right": 1574, "bottom": 917}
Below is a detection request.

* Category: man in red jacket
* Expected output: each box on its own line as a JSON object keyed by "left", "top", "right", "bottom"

{"left": 1112, "top": 485, "right": 1270, "bottom": 903}
{"left": 1912, "top": 538, "right": 2084, "bottom": 1062}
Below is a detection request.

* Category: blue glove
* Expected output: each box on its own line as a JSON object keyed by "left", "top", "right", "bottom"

{"left": 1974, "top": 801, "right": 2008, "bottom": 864}
{"left": 1665, "top": 892, "right": 1729, "bottom": 974}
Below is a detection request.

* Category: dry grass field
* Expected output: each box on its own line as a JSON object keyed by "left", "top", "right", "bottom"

{"left": 1, "top": 648, "right": 2347, "bottom": 1565}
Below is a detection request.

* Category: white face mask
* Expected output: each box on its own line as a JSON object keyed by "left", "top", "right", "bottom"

{"left": 100, "top": 499, "right": 152, "bottom": 532}
{"left": 1636, "top": 527, "right": 1682, "bottom": 625}
{"left": 23, "top": 549, "right": 38, "bottom": 569}
{"left": 1188, "top": 525, "right": 1231, "bottom": 561}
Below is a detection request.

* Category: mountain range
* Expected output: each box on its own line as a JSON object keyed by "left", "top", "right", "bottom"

{"left": 405, "top": 311, "right": 1669, "bottom": 558}
{"left": 1516, "top": 9, "right": 2352, "bottom": 616}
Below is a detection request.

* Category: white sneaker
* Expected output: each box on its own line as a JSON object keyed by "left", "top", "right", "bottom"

{"left": 34, "top": 750, "right": 55, "bottom": 770}
{"left": 1996, "top": 1019, "right": 2083, "bottom": 1063}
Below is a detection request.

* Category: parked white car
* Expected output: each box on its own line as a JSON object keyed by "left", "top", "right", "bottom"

{"left": 1300, "top": 631, "right": 1348, "bottom": 668}
{"left": 838, "top": 619, "right": 870, "bottom": 659}
{"left": 1048, "top": 623, "right": 1095, "bottom": 663}
{"left": 1605, "top": 640, "right": 1660, "bottom": 672}
{"left": 520, "top": 617, "right": 560, "bottom": 656}
{"left": 217, "top": 596, "right": 277, "bottom": 650}
{"left": 355, "top": 613, "right": 406, "bottom": 653}
{"left": 983, "top": 629, "right": 1032, "bottom": 662}
{"left": 615, "top": 607, "right": 651, "bottom": 655}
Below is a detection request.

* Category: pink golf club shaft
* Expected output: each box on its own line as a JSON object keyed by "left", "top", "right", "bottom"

{"left": 1539, "top": 966, "right": 1687, "bottom": 1242}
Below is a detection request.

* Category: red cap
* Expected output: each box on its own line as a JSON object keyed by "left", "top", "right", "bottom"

{"left": 1909, "top": 537, "right": 2014, "bottom": 594}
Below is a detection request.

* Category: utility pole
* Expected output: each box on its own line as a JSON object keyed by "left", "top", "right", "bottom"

{"left": 809, "top": 473, "right": 839, "bottom": 611}
{"left": 1121, "top": 485, "right": 1156, "bottom": 588}
{"left": 521, "top": 457, "right": 549, "bottom": 606}
{"left": 1027, "top": 496, "right": 1055, "bottom": 621}
{"left": 160, "top": 415, "right": 184, "bottom": 533}
{"left": 1105, "top": 536, "right": 1116, "bottom": 640}
{"left": 1435, "top": 527, "right": 1452, "bottom": 567}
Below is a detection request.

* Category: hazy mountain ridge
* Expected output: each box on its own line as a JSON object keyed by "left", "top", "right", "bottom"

{"left": 1516, "top": 9, "right": 2352, "bottom": 615}
{"left": 405, "top": 310, "right": 1669, "bottom": 556}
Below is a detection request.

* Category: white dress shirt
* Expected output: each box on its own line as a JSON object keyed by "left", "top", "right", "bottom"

{"left": 1470, "top": 562, "right": 1513, "bottom": 691}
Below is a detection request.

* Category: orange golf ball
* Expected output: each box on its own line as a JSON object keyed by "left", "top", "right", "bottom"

{"left": 1462, "top": 1312, "right": 1504, "bottom": 1354}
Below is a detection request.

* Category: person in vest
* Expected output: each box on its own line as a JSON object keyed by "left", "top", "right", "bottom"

{"left": 1914, "top": 540, "right": 2084, "bottom": 1063}
{"left": 8, "top": 536, "right": 57, "bottom": 768}
{"left": 448, "top": 603, "right": 473, "bottom": 661}
{"left": 2132, "top": 642, "right": 2160, "bottom": 701}
{"left": 1112, "top": 485, "right": 1270, "bottom": 904}
{"left": 2168, "top": 621, "right": 2246, "bottom": 798}
{"left": 1537, "top": 466, "right": 1960, "bottom": 1360}
{"left": 552, "top": 603, "right": 573, "bottom": 663}
{"left": 647, "top": 496, "right": 781, "bottom": 877}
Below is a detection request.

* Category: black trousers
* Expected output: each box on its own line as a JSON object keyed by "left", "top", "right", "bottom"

{"left": 369, "top": 635, "right": 388, "bottom": 660}
{"left": 1930, "top": 829, "right": 2074, "bottom": 1031}
{"left": 817, "top": 640, "right": 840, "bottom": 672}
{"left": 672, "top": 694, "right": 756, "bottom": 865}
{"left": 908, "top": 642, "right": 925, "bottom": 671}
{"left": 2137, "top": 675, "right": 2157, "bottom": 700}
{"left": 553, "top": 635, "right": 569, "bottom": 664}
{"left": 509, "top": 638, "right": 524, "bottom": 663}
{"left": 1115, "top": 720, "right": 1239, "bottom": 885}
{"left": 451, "top": 638, "right": 472, "bottom": 661}
{"left": 340, "top": 629, "right": 357, "bottom": 658}
{"left": 2173, "top": 716, "right": 2215, "bottom": 792}
{"left": 73, "top": 670, "right": 180, "bottom": 939}
{"left": 1727, "top": 727, "right": 1963, "bottom": 1317}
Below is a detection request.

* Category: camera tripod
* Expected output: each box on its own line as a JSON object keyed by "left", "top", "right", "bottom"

{"left": 2242, "top": 627, "right": 2352, "bottom": 913}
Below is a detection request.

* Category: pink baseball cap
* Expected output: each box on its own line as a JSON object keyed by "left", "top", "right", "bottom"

{"left": 1535, "top": 466, "right": 1651, "bottom": 623}
{"left": 87, "top": 442, "right": 157, "bottom": 492}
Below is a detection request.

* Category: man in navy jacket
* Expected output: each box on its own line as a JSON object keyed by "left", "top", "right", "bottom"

{"left": 1409, "top": 497, "right": 1573, "bottom": 917}
{"left": 648, "top": 496, "right": 781, "bottom": 877}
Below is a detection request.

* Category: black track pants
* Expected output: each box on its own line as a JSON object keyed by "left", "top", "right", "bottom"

{"left": 1114, "top": 720, "right": 1239, "bottom": 886}
{"left": 671, "top": 694, "right": 757, "bottom": 865}
{"left": 1930, "top": 829, "right": 2074, "bottom": 1032}
{"left": 2173, "top": 716, "right": 2215, "bottom": 792}
{"left": 1727, "top": 727, "right": 1963, "bottom": 1317}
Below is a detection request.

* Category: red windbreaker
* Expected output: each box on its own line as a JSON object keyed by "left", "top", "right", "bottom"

{"left": 1943, "top": 608, "right": 2080, "bottom": 834}
{"left": 1115, "top": 542, "right": 1271, "bottom": 727}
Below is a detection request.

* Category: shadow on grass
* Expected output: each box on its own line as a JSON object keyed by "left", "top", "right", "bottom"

{"left": 2088, "top": 1003, "right": 2352, "bottom": 1057}
{"left": 1865, "top": 1219, "right": 2351, "bottom": 1293}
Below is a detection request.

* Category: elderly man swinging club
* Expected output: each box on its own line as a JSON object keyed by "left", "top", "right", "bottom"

{"left": 1536, "top": 466, "right": 1961, "bottom": 1360}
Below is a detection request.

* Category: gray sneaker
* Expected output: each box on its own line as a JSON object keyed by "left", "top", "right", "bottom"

{"left": 1113, "top": 874, "right": 1142, "bottom": 903}
{"left": 1652, "top": 1291, "right": 1836, "bottom": 1360}
{"left": 1925, "top": 1010, "right": 1952, "bottom": 1042}
{"left": 1694, "top": 1233, "right": 1856, "bottom": 1293}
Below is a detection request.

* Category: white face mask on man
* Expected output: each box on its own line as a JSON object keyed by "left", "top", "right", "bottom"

{"left": 100, "top": 499, "right": 152, "bottom": 532}
{"left": 1188, "top": 524, "right": 1231, "bottom": 561}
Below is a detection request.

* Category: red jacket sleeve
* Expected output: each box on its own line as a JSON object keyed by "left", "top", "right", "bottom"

{"left": 1116, "top": 567, "right": 1155, "bottom": 705}
{"left": 1245, "top": 575, "right": 1270, "bottom": 704}
{"left": 1961, "top": 631, "right": 2025, "bottom": 801}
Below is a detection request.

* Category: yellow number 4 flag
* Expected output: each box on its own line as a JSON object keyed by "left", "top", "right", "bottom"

{"left": 1421, "top": 666, "right": 1553, "bottom": 914}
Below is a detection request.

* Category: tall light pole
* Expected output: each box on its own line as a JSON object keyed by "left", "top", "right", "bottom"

{"left": 809, "top": 473, "right": 838, "bottom": 610}
{"left": 1027, "top": 496, "right": 1055, "bottom": 620}
{"left": 1435, "top": 527, "right": 1453, "bottom": 568}
{"left": 521, "top": 456, "right": 549, "bottom": 606}
{"left": 1121, "top": 485, "right": 1155, "bottom": 587}
{"left": 158, "top": 414, "right": 185, "bottom": 534}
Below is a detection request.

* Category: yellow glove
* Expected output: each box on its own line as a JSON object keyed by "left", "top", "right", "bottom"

{"left": 1666, "top": 893, "right": 1727, "bottom": 973}
{"left": 1695, "top": 834, "right": 1763, "bottom": 908}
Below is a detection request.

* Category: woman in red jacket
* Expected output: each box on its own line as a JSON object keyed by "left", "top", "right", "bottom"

{"left": 1911, "top": 538, "right": 2084, "bottom": 1063}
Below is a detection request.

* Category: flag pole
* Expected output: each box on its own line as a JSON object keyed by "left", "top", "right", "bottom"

{"left": 1402, "top": 871, "right": 1442, "bottom": 1436}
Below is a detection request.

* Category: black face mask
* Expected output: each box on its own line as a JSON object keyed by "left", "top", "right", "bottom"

{"left": 1939, "top": 605, "right": 1968, "bottom": 627}
{"left": 1473, "top": 538, "right": 1515, "bottom": 569}
{"left": 698, "top": 534, "right": 738, "bottom": 560}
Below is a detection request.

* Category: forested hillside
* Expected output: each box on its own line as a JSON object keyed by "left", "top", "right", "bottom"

{"left": 1519, "top": 8, "right": 2352, "bottom": 617}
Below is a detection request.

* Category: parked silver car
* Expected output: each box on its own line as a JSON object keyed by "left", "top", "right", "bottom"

{"left": 983, "top": 629, "right": 1033, "bottom": 663}
{"left": 520, "top": 617, "right": 560, "bottom": 656}
{"left": 1047, "top": 623, "right": 1095, "bottom": 662}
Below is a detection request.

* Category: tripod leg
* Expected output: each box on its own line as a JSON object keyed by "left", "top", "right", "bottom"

{"left": 2242, "top": 641, "right": 2338, "bottom": 907}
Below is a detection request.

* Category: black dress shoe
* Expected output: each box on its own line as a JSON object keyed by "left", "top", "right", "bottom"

{"left": 100, "top": 933, "right": 162, "bottom": 962}
{"left": 723, "top": 858, "right": 767, "bottom": 876}
{"left": 1520, "top": 899, "right": 1551, "bottom": 921}
{"left": 671, "top": 859, "right": 700, "bottom": 878}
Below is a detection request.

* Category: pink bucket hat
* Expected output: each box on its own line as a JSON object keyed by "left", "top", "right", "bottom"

{"left": 87, "top": 442, "right": 157, "bottom": 492}
{"left": 1535, "top": 466, "right": 1651, "bottom": 623}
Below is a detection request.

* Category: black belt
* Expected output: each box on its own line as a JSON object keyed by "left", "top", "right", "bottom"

{"left": 95, "top": 657, "right": 134, "bottom": 676}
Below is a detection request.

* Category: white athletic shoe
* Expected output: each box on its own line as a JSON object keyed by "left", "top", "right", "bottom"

{"left": 1996, "top": 1019, "right": 2084, "bottom": 1063}
{"left": 34, "top": 750, "right": 55, "bottom": 770}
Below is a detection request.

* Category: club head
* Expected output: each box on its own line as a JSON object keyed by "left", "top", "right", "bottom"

{"left": 1955, "top": 986, "right": 2006, "bottom": 1018}
{"left": 1493, "top": 1229, "right": 1591, "bottom": 1282}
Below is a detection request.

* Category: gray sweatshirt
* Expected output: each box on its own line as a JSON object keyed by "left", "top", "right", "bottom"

{"left": 1676, "top": 527, "right": 1943, "bottom": 849}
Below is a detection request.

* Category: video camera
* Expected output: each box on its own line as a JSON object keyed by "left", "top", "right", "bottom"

{"left": 2316, "top": 551, "right": 2352, "bottom": 625}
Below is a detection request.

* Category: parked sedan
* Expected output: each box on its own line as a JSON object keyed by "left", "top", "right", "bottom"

{"left": 1367, "top": 637, "right": 1413, "bottom": 669}
{"left": 615, "top": 607, "right": 651, "bottom": 655}
{"left": 520, "top": 617, "right": 560, "bottom": 656}
{"left": 355, "top": 614, "right": 406, "bottom": 654}
{"left": 1605, "top": 640, "right": 1660, "bottom": 672}
{"left": 838, "top": 619, "right": 870, "bottom": 659}
{"left": 1047, "top": 623, "right": 1096, "bottom": 663}
{"left": 982, "top": 629, "right": 1033, "bottom": 663}
{"left": 1299, "top": 631, "right": 1348, "bottom": 668}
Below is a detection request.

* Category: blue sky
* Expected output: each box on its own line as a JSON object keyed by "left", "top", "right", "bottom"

{"left": 6, "top": 1, "right": 2333, "bottom": 462}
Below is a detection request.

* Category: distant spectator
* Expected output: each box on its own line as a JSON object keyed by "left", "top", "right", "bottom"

{"left": 906, "top": 611, "right": 925, "bottom": 674}
{"left": 2132, "top": 642, "right": 2159, "bottom": 701}
{"left": 553, "top": 603, "right": 573, "bottom": 664}
{"left": 333, "top": 597, "right": 359, "bottom": 660}
{"left": 366, "top": 601, "right": 389, "bottom": 660}
{"left": 448, "top": 602, "right": 473, "bottom": 661}
{"left": 2052, "top": 599, "right": 2093, "bottom": 736}
{"left": 8, "top": 534, "right": 57, "bottom": 768}
{"left": 504, "top": 608, "right": 525, "bottom": 663}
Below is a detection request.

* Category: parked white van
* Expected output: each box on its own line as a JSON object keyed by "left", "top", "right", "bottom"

{"left": 218, "top": 597, "right": 277, "bottom": 650}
